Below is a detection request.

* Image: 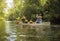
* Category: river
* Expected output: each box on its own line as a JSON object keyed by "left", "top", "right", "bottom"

{"left": 0, "top": 21, "right": 51, "bottom": 41}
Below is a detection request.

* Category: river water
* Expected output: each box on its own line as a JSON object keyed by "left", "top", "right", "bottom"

{"left": 0, "top": 21, "right": 51, "bottom": 41}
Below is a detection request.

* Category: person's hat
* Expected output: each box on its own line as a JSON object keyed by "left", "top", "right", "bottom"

{"left": 39, "top": 16, "right": 42, "bottom": 18}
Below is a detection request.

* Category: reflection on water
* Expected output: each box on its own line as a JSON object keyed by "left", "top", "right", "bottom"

{"left": 5, "top": 21, "right": 10, "bottom": 33}
{"left": 5, "top": 21, "right": 17, "bottom": 41}
{"left": 0, "top": 21, "right": 6, "bottom": 41}
{"left": 0, "top": 21, "right": 51, "bottom": 41}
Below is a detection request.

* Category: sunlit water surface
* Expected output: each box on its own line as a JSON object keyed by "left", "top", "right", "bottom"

{"left": 0, "top": 21, "right": 51, "bottom": 41}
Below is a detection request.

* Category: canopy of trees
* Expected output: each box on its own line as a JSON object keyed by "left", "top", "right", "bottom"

{"left": 0, "top": 0, "right": 60, "bottom": 23}
{"left": 8, "top": 0, "right": 48, "bottom": 21}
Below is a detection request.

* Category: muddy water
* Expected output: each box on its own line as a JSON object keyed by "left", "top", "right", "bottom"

{"left": 0, "top": 21, "right": 51, "bottom": 41}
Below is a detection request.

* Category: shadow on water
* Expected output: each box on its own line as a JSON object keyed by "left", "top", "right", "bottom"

{"left": 50, "top": 25, "right": 60, "bottom": 41}
{"left": 0, "top": 21, "right": 51, "bottom": 41}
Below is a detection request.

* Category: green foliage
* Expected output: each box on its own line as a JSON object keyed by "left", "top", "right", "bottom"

{"left": 49, "top": 0, "right": 60, "bottom": 14}
{"left": 0, "top": 0, "right": 6, "bottom": 20}
{"left": 8, "top": 0, "right": 60, "bottom": 22}
{"left": 8, "top": 0, "right": 49, "bottom": 21}
{"left": 41, "top": 0, "right": 60, "bottom": 21}
{"left": 47, "top": 0, "right": 60, "bottom": 22}
{"left": 8, "top": 0, "right": 22, "bottom": 21}
{"left": 20, "top": 0, "right": 41, "bottom": 21}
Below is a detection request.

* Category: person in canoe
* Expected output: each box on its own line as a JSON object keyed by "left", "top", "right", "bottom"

{"left": 36, "top": 14, "right": 42, "bottom": 23}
